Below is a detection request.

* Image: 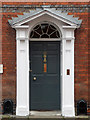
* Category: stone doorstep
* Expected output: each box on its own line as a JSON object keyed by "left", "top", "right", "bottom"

{"left": 0, "top": 115, "right": 89, "bottom": 120}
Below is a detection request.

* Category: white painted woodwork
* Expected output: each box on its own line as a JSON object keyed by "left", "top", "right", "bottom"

{"left": 62, "top": 28, "right": 75, "bottom": 116}
{"left": 16, "top": 28, "right": 29, "bottom": 116}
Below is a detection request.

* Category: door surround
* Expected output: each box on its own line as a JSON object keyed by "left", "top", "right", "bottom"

{"left": 15, "top": 19, "right": 75, "bottom": 116}
{"left": 9, "top": 7, "right": 82, "bottom": 117}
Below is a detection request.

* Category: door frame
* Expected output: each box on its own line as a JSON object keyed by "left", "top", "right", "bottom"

{"left": 15, "top": 19, "right": 75, "bottom": 116}
{"left": 29, "top": 40, "right": 61, "bottom": 111}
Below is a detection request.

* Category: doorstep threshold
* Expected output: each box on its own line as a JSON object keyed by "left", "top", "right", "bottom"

{"left": 30, "top": 110, "right": 61, "bottom": 117}
{"left": 0, "top": 114, "right": 89, "bottom": 119}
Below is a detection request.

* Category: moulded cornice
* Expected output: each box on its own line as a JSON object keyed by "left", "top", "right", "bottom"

{"left": 12, "top": 25, "right": 29, "bottom": 29}
{"left": 62, "top": 26, "right": 77, "bottom": 29}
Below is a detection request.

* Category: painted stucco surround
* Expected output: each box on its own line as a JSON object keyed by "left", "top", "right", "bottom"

{"left": 12, "top": 11, "right": 79, "bottom": 117}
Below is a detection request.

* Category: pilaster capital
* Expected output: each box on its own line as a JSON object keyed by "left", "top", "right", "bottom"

{"left": 62, "top": 37, "right": 75, "bottom": 41}
{"left": 12, "top": 25, "right": 29, "bottom": 29}
{"left": 16, "top": 37, "right": 29, "bottom": 41}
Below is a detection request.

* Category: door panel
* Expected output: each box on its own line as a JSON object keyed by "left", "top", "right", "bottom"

{"left": 48, "top": 55, "right": 58, "bottom": 74}
{"left": 29, "top": 42, "right": 60, "bottom": 110}
{"left": 32, "top": 55, "right": 43, "bottom": 74}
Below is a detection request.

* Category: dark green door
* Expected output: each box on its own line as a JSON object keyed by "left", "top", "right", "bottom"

{"left": 29, "top": 42, "right": 60, "bottom": 110}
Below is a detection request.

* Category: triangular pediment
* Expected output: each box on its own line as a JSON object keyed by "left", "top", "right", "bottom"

{"left": 8, "top": 7, "right": 82, "bottom": 28}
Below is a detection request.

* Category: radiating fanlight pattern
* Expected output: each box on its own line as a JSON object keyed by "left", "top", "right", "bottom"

{"left": 30, "top": 23, "right": 60, "bottom": 38}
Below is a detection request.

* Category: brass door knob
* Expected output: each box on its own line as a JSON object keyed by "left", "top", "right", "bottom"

{"left": 33, "top": 77, "right": 36, "bottom": 81}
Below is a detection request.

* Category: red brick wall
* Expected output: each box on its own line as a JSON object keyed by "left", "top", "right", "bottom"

{"left": 0, "top": 1, "right": 2, "bottom": 114}
{"left": 74, "top": 13, "right": 89, "bottom": 106}
{"left": 1, "top": 2, "right": 89, "bottom": 112}
{"left": 2, "top": 13, "right": 16, "bottom": 104}
{"left": 88, "top": 9, "right": 90, "bottom": 107}
{"left": 2, "top": 12, "right": 24, "bottom": 111}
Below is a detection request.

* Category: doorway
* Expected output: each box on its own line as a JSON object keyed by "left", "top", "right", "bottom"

{"left": 29, "top": 41, "right": 61, "bottom": 110}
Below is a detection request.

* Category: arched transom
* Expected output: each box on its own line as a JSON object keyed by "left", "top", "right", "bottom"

{"left": 30, "top": 23, "right": 61, "bottom": 38}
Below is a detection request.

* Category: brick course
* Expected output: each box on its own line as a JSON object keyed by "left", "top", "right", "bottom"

{"left": 1, "top": 2, "right": 89, "bottom": 113}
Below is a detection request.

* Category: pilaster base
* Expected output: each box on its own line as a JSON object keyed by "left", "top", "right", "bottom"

{"left": 16, "top": 106, "right": 29, "bottom": 116}
{"left": 62, "top": 106, "right": 75, "bottom": 117}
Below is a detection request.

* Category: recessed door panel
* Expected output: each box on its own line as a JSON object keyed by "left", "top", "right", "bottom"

{"left": 48, "top": 55, "right": 58, "bottom": 74}
{"left": 32, "top": 55, "right": 43, "bottom": 74}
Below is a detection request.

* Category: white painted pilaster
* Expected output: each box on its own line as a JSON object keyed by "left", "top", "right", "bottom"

{"left": 62, "top": 27, "right": 75, "bottom": 117}
{"left": 16, "top": 27, "right": 29, "bottom": 116}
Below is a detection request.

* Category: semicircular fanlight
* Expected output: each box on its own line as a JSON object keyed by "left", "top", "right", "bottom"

{"left": 30, "top": 23, "right": 61, "bottom": 38}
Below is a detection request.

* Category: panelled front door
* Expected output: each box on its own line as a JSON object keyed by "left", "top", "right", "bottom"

{"left": 29, "top": 41, "right": 60, "bottom": 110}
